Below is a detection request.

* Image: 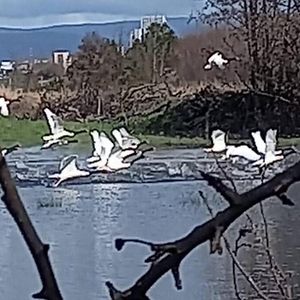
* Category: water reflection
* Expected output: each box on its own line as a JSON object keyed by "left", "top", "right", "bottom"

{"left": 0, "top": 148, "right": 299, "bottom": 299}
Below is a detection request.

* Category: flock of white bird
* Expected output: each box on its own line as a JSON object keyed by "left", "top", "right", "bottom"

{"left": 202, "top": 50, "right": 296, "bottom": 169}
{"left": 1, "top": 103, "right": 153, "bottom": 187}
{"left": 203, "top": 128, "right": 293, "bottom": 170}
{"left": 0, "top": 61, "right": 294, "bottom": 188}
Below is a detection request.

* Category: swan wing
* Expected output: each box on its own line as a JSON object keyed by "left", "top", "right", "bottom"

{"left": 251, "top": 131, "right": 266, "bottom": 154}
{"left": 0, "top": 104, "right": 9, "bottom": 116}
{"left": 119, "top": 149, "right": 135, "bottom": 159}
{"left": 59, "top": 154, "right": 78, "bottom": 172}
{"left": 44, "top": 108, "right": 64, "bottom": 135}
{"left": 119, "top": 127, "right": 131, "bottom": 137}
{"left": 100, "top": 132, "right": 114, "bottom": 162}
{"left": 265, "top": 129, "right": 277, "bottom": 154}
{"left": 208, "top": 52, "right": 220, "bottom": 64}
{"left": 90, "top": 130, "right": 102, "bottom": 156}
{"left": 211, "top": 129, "right": 225, "bottom": 144}
{"left": 112, "top": 129, "right": 123, "bottom": 148}
{"left": 60, "top": 157, "right": 80, "bottom": 177}
{"left": 237, "top": 145, "right": 261, "bottom": 161}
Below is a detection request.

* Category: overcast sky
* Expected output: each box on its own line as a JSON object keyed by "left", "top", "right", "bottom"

{"left": 0, "top": 0, "right": 199, "bottom": 28}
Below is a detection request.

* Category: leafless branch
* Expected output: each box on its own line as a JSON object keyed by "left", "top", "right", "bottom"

{"left": 0, "top": 150, "right": 63, "bottom": 299}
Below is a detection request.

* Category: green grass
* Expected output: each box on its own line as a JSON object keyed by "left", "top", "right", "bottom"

{"left": 1, "top": 117, "right": 300, "bottom": 150}
{"left": 0, "top": 117, "right": 206, "bottom": 149}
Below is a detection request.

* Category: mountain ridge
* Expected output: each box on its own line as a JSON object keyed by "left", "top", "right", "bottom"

{"left": 0, "top": 17, "right": 200, "bottom": 60}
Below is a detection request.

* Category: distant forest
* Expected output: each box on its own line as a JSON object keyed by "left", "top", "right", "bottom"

{"left": 3, "top": 0, "right": 300, "bottom": 138}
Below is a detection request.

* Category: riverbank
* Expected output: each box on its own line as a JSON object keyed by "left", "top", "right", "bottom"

{"left": 0, "top": 117, "right": 206, "bottom": 149}
{"left": 1, "top": 117, "right": 300, "bottom": 150}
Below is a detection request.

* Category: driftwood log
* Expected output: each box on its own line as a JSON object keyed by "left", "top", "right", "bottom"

{"left": 0, "top": 151, "right": 63, "bottom": 300}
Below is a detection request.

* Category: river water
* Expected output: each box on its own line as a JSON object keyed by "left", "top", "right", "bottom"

{"left": 0, "top": 147, "right": 299, "bottom": 300}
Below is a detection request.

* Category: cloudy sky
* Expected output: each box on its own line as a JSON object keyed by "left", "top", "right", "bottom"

{"left": 0, "top": 0, "right": 199, "bottom": 28}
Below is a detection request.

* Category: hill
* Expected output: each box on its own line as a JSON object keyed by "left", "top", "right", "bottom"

{"left": 0, "top": 17, "right": 200, "bottom": 60}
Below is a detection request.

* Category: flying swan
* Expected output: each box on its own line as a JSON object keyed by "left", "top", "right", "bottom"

{"left": 111, "top": 127, "right": 145, "bottom": 150}
{"left": 204, "top": 129, "right": 227, "bottom": 153}
{"left": 42, "top": 108, "right": 87, "bottom": 141}
{"left": 48, "top": 155, "right": 90, "bottom": 187}
{"left": 204, "top": 51, "right": 239, "bottom": 70}
{"left": 0, "top": 96, "right": 20, "bottom": 117}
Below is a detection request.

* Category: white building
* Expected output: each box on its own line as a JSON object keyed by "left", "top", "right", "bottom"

{"left": 0, "top": 60, "right": 15, "bottom": 74}
{"left": 129, "top": 15, "right": 168, "bottom": 47}
{"left": 52, "top": 50, "right": 71, "bottom": 70}
{"left": 140, "top": 15, "right": 167, "bottom": 29}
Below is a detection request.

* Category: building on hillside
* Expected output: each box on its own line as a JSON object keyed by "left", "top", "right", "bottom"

{"left": 0, "top": 60, "right": 15, "bottom": 78}
{"left": 52, "top": 50, "right": 72, "bottom": 70}
{"left": 34, "top": 58, "right": 49, "bottom": 64}
{"left": 16, "top": 62, "right": 31, "bottom": 74}
{"left": 129, "top": 15, "right": 168, "bottom": 47}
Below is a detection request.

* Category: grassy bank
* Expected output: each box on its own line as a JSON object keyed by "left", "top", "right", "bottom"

{"left": 1, "top": 117, "right": 300, "bottom": 150}
{"left": 0, "top": 117, "right": 207, "bottom": 149}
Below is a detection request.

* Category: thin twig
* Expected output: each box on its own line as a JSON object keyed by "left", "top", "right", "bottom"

{"left": 200, "top": 191, "right": 270, "bottom": 300}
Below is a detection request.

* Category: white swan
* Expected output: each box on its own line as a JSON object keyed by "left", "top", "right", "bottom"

{"left": 48, "top": 155, "right": 90, "bottom": 187}
{"left": 204, "top": 129, "right": 227, "bottom": 153}
{"left": 0, "top": 97, "right": 10, "bottom": 116}
{"left": 224, "top": 145, "right": 261, "bottom": 161}
{"left": 204, "top": 51, "right": 239, "bottom": 70}
{"left": 259, "top": 129, "right": 284, "bottom": 168}
{"left": 0, "top": 97, "right": 20, "bottom": 117}
{"left": 1, "top": 144, "right": 21, "bottom": 156}
{"left": 251, "top": 130, "right": 282, "bottom": 156}
{"left": 111, "top": 127, "right": 143, "bottom": 150}
{"left": 42, "top": 108, "right": 86, "bottom": 141}
{"left": 87, "top": 131, "right": 114, "bottom": 167}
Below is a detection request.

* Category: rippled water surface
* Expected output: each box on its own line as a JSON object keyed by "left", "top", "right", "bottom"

{"left": 0, "top": 147, "right": 299, "bottom": 300}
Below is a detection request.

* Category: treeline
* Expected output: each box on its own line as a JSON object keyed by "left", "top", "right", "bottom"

{"left": 6, "top": 0, "right": 300, "bottom": 137}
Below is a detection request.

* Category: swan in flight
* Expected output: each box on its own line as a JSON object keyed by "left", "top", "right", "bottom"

{"left": 259, "top": 129, "right": 284, "bottom": 168}
{"left": 41, "top": 139, "right": 78, "bottom": 150}
{"left": 87, "top": 130, "right": 153, "bottom": 172}
{"left": 86, "top": 130, "right": 114, "bottom": 168}
{"left": 42, "top": 108, "right": 87, "bottom": 141}
{"left": 204, "top": 129, "right": 227, "bottom": 153}
{"left": 87, "top": 130, "right": 136, "bottom": 172}
{"left": 0, "top": 96, "right": 20, "bottom": 116}
{"left": 224, "top": 145, "right": 261, "bottom": 162}
{"left": 204, "top": 51, "right": 239, "bottom": 70}
{"left": 112, "top": 127, "right": 145, "bottom": 150}
{"left": 1, "top": 144, "right": 21, "bottom": 156}
{"left": 88, "top": 148, "right": 152, "bottom": 172}
{"left": 251, "top": 130, "right": 282, "bottom": 155}
{"left": 48, "top": 155, "right": 90, "bottom": 187}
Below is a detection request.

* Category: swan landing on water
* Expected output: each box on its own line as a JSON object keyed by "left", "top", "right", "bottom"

{"left": 48, "top": 155, "right": 90, "bottom": 187}
{"left": 223, "top": 129, "right": 294, "bottom": 169}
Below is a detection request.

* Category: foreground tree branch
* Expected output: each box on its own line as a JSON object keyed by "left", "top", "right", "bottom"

{"left": 107, "top": 161, "right": 300, "bottom": 299}
{"left": 0, "top": 151, "right": 63, "bottom": 300}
